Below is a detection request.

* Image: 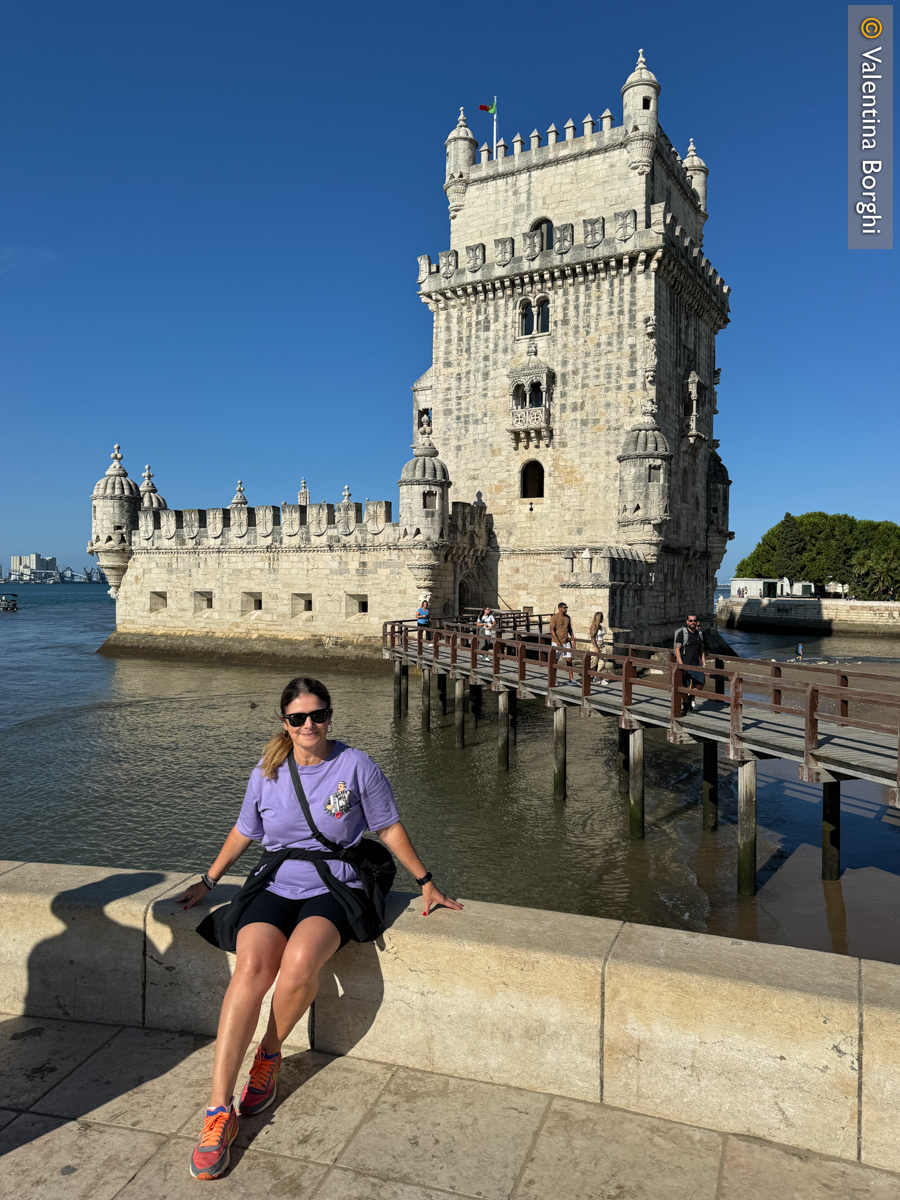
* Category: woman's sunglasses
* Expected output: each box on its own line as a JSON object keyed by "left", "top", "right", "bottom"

{"left": 283, "top": 708, "right": 331, "bottom": 727}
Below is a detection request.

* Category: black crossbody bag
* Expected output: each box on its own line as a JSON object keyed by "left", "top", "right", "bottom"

{"left": 196, "top": 754, "right": 397, "bottom": 952}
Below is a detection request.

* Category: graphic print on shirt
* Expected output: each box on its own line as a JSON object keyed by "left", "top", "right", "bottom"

{"left": 325, "top": 781, "right": 353, "bottom": 819}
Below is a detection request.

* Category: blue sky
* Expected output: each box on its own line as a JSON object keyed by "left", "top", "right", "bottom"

{"left": 0, "top": 0, "right": 894, "bottom": 581}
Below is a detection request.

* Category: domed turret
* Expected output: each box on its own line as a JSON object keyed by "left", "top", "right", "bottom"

{"left": 621, "top": 50, "right": 660, "bottom": 174}
{"left": 617, "top": 403, "right": 671, "bottom": 556}
{"left": 139, "top": 464, "right": 168, "bottom": 510}
{"left": 444, "top": 108, "right": 478, "bottom": 219}
{"left": 398, "top": 432, "right": 452, "bottom": 538}
{"left": 682, "top": 138, "right": 709, "bottom": 211}
{"left": 87, "top": 444, "right": 140, "bottom": 597}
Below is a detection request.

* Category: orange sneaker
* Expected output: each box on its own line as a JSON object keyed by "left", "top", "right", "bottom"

{"left": 239, "top": 1045, "right": 282, "bottom": 1115}
{"left": 189, "top": 1104, "right": 238, "bottom": 1179}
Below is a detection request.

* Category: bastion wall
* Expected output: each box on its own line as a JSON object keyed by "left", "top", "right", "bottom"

{"left": 3, "top": 859, "right": 900, "bottom": 1172}
{"left": 717, "top": 597, "right": 900, "bottom": 637}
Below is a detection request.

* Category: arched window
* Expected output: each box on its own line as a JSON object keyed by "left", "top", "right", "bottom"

{"left": 520, "top": 301, "right": 534, "bottom": 336}
{"left": 528, "top": 382, "right": 543, "bottom": 408}
{"left": 458, "top": 578, "right": 470, "bottom": 614}
{"left": 521, "top": 460, "right": 545, "bottom": 498}
{"left": 648, "top": 464, "right": 661, "bottom": 483}
{"left": 513, "top": 384, "right": 526, "bottom": 409}
{"left": 536, "top": 298, "right": 550, "bottom": 333}
{"left": 531, "top": 219, "right": 554, "bottom": 252}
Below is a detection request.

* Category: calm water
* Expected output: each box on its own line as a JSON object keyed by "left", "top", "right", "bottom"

{"left": 2, "top": 584, "right": 900, "bottom": 962}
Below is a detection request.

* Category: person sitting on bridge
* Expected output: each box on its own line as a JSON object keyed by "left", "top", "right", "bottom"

{"left": 550, "top": 601, "right": 575, "bottom": 684}
{"left": 674, "top": 615, "right": 706, "bottom": 713}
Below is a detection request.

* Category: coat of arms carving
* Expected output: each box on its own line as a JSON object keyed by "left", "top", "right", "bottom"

{"left": 183, "top": 510, "right": 199, "bottom": 539}
{"left": 583, "top": 217, "right": 605, "bottom": 248}
{"left": 257, "top": 506, "right": 275, "bottom": 538}
{"left": 439, "top": 250, "right": 458, "bottom": 279}
{"left": 553, "top": 224, "right": 574, "bottom": 254}
{"left": 207, "top": 509, "right": 224, "bottom": 539}
{"left": 308, "top": 503, "right": 332, "bottom": 536}
{"left": 465, "top": 243, "right": 485, "bottom": 272}
{"left": 139, "top": 509, "right": 154, "bottom": 540}
{"left": 231, "top": 506, "right": 248, "bottom": 538}
{"left": 522, "top": 230, "right": 542, "bottom": 260}
{"left": 494, "top": 237, "right": 514, "bottom": 266}
{"left": 160, "top": 509, "right": 177, "bottom": 539}
{"left": 417, "top": 254, "right": 431, "bottom": 284}
{"left": 282, "top": 505, "right": 301, "bottom": 537}
{"left": 615, "top": 209, "right": 637, "bottom": 242}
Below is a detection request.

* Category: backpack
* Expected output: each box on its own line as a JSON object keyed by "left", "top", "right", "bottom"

{"left": 674, "top": 625, "right": 704, "bottom": 650}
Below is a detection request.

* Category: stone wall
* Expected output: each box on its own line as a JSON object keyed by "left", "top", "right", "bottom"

{"left": 3, "top": 859, "right": 900, "bottom": 1171}
{"left": 717, "top": 597, "right": 900, "bottom": 636}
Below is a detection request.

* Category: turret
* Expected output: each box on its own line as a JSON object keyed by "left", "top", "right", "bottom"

{"left": 139, "top": 464, "right": 167, "bottom": 510}
{"left": 86, "top": 444, "right": 141, "bottom": 597}
{"left": 621, "top": 50, "right": 660, "bottom": 174}
{"left": 444, "top": 108, "right": 478, "bottom": 219}
{"left": 616, "top": 402, "right": 671, "bottom": 557}
{"left": 398, "top": 431, "right": 452, "bottom": 540}
{"left": 682, "top": 138, "right": 709, "bottom": 211}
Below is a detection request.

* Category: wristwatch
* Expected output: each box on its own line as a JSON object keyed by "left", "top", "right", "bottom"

{"left": 415, "top": 871, "right": 433, "bottom": 887}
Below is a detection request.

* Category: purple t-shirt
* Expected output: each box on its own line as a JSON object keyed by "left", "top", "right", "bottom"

{"left": 236, "top": 742, "right": 400, "bottom": 900}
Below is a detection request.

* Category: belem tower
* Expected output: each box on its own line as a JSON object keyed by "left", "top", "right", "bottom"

{"left": 88, "top": 52, "right": 732, "bottom": 658}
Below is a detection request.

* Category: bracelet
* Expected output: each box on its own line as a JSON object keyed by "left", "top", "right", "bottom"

{"left": 415, "top": 871, "right": 433, "bottom": 887}
{"left": 201, "top": 873, "right": 218, "bottom": 891}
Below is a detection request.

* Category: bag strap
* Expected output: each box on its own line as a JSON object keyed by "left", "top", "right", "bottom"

{"left": 286, "top": 753, "right": 344, "bottom": 854}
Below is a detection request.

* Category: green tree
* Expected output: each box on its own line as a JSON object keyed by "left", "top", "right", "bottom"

{"left": 771, "top": 512, "right": 805, "bottom": 584}
{"left": 737, "top": 512, "right": 900, "bottom": 593}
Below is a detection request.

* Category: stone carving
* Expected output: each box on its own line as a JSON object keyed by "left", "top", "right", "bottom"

{"left": 335, "top": 486, "right": 359, "bottom": 536}
{"left": 522, "top": 230, "right": 542, "bottom": 260}
{"left": 183, "top": 510, "right": 199, "bottom": 539}
{"left": 444, "top": 175, "right": 468, "bottom": 220}
{"left": 439, "top": 250, "right": 458, "bottom": 279}
{"left": 615, "top": 210, "right": 637, "bottom": 242}
{"left": 297, "top": 478, "right": 309, "bottom": 506}
{"left": 257, "top": 506, "right": 275, "bottom": 538}
{"left": 365, "top": 499, "right": 390, "bottom": 535}
{"left": 139, "top": 509, "right": 154, "bottom": 540}
{"left": 207, "top": 509, "right": 224, "bottom": 539}
{"left": 643, "top": 313, "right": 658, "bottom": 387}
{"left": 626, "top": 128, "right": 656, "bottom": 175}
{"left": 308, "top": 502, "right": 333, "bottom": 536}
{"left": 417, "top": 254, "right": 431, "bottom": 284}
{"left": 583, "top": 217, "right": 605, "bottom": 248}
{"left": 282, "top": 505, "right": 301, "bottom": 537}
{"left": 553, "top": 224, "right": 574, "bottom": 255}
{"left": 466, "top": 244, "right": 485, "bottom": 272}
{"left": 494, "top": 237, "right": 514, "bottom": 266}
{"left": 418, "top": 411, "right": 432, "bottom": 436}
{"left": 231, "top": 506, "right": 248, "bottom": 538}
{"left": 160, "top": 509, "right": 176, "bottom": 539}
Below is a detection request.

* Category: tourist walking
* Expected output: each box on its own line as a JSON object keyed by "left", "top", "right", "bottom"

{"left": 550, "top": 601, "right": 575, "bottom": 684}
{"left": 177, "top": 676, "right": 461, "bottom": 1181}
{"left": 476, "top": 605, "right": 496, "bottom": 659}
{"left": 416, "top": 597, "right": 431, "bottom": 628}
{"left": 674, "top": 615, "right": 706, "bottom": 713}
{"left": 589, "top": 611, "right": 610, "bottom": 686}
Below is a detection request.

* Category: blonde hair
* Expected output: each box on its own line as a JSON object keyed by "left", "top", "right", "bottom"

{"left": 589, "top": 611, "right": 604, "bottom": 639}
{"left": 260, "top": 676, "right": 332, "bottom": 780}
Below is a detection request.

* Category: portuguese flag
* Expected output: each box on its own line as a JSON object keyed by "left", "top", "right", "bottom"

{"left": 479, "top": 101, "right": 496, "bottom": 114}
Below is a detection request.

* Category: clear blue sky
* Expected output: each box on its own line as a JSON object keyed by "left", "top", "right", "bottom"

{"left": 0, "top": 0, "right": 894, "bottom": 580}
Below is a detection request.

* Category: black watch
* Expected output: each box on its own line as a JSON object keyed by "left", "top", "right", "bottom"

{"left": 415, "top": 871, "right": 433, "bottom": 887}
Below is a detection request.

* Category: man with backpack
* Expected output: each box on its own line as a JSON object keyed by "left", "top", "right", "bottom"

{"left": 674, "top": 614, "right": 706, "bottom": 713}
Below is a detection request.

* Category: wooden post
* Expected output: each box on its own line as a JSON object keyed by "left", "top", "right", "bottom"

{"left": 498, "top": 688, "right": 510, "bottom": 770}
{"left": 737, "top": 758, "right": 757, "bottom": 896}
{"left": 470, "top": 683, "right": 483, "bottom": 726}
{"left": 400, "top": 663, "right": 409, "bottom": 715}
{"left": 421, "top": 666, "right": 431, "bottom": 730}
{"left": 554, "top": 705, "right": 567, "bottom": 801}
{"left": 455, "top": 677, "right": 465, "bottom": 747}
{"left": 393, "top": 659, "right": 402, "bottom": 717}
{"left": 628, "top": 726, "right": 644, "bottom": 839}
{"left": 509, "top": 690, "right": 518, "bottom": 745}
{"left": 437, "top": 672, "right": 447, "bottom": 715}
{"left": 702, "top": 738, "right": 718, "bottom": 831}
{"left": 618, "top": 726, "right": 629, "bottom": 794}
{"left": 822, "top": 780, "right": 841, "bottom": 881}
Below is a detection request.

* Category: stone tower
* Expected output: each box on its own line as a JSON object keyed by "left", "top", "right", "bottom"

{"left": 414, "top": 51, "right": 732, "bottom": 641}
{"left": 87, "top": 445, "right": 142, "bottom": 596}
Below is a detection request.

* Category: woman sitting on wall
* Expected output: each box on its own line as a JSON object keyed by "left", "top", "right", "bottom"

{"left": 177, "top": 675, "right": 461, "bottom": 1181}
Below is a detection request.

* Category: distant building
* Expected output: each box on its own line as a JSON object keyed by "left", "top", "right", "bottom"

{"left": 9, "top": 553, "right": 58, "bottom": 582}
{"left": 729, "top": 577, "right": 816, "bottom": 599}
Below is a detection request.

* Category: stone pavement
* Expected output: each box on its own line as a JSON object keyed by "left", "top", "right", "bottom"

{"left": 2, "top": 1013, "right": 900, "bottom": 1200}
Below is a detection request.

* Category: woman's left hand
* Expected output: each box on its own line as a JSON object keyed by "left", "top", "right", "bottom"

{"left": 422, "top": 881, "right": 463, "bottom": 916}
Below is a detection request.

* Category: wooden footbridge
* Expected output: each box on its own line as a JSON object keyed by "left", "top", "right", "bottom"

{"left": 383, "top": 614, "right": 900, "bottom": 896}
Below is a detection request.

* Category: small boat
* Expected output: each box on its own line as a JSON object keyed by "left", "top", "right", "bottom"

{"left": 0, "top": 594, "right": 18, "bottom": 612}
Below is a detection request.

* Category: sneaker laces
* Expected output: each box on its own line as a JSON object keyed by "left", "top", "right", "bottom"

{"left": 247, "top": 1049, "right": 279, "bottom": 1092}
{"left": 198, "top": 1108, "right": 232, "bottom": 1149}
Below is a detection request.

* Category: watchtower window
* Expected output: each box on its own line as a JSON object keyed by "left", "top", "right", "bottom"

{"left": 531, "top": 219, "right": 554, "bottom": 252}
{"left": 642, "top": 96, "right": 651, "bottom": 110}
{"left": 520, "top": 302, "right": 534, "bottom": 336}
{"left": 521, "top": 460, "right": 545, "bottom": 499}
{"left": 528, "top": 382, "right": 543, "bottom": 408}
{"left": 536, "top": 298, "right": 550, "bottom": 333}
{"left": 423, "top": 491, "right": 437, "bottom": 510}
{"left": 648, "top": 464, "right": 661, "bottom": 483}
{"left": 513, "top": 384, "right": 526, "bottom": 409}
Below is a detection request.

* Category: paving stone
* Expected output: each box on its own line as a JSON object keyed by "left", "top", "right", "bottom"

{"left": 719, "top": 1136, "right": 900, "bottom": 1199}
{"left": 0, "top": 1014, "right": 119, "bottom": 1108}
{"left": 228, "top": 1051, "right": 394, "bottom": 1163}
{"left": 0, "top": 1109, "right": 18, "bottom": 1130}
{"left": 315, "top": 1167, "right": 466, "bottom": 1200}
{"left": 116, "top": 1136, "right": 329, "bottom": 1198}
{"left": 31, "top": 1026, "right": 215, "bottom": 1133}
{"left": 514, "top": 1096, "right": 722, "bottom": 1199}
{"left": 0, "top": 1113, "right": 164, "bottom": 1200}
{"left": 337, "top": 1067, "right": 549, "bottom": 1200}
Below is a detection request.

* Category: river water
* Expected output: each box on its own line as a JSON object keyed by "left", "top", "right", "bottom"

{"left": 3, "top": 585, "right": 900, "bottom": 963}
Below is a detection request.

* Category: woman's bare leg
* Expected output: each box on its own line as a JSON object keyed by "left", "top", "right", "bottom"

{"left": 208, "top": 922, "right": 286, "bottom": 1108}
{"left": 261, "top": 916, "right": 341, "bottom": 1054}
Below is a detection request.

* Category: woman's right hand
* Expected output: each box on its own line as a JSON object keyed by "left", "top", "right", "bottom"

{"left": 175, "top": 881, "right": 211, "bottom": 911}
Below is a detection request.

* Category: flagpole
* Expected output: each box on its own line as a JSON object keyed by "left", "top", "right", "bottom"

{"left": 493, "top": 96, "right": 497, "bottom": 159}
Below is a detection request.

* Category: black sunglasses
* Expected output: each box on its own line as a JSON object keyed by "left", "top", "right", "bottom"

{"left": 283, "top": 708, "right": 331, "bottom": 727}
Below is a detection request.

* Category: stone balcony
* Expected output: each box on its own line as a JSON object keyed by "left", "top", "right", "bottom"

{"left": 508, "top": 404, "right": 553, "bottom": 448}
